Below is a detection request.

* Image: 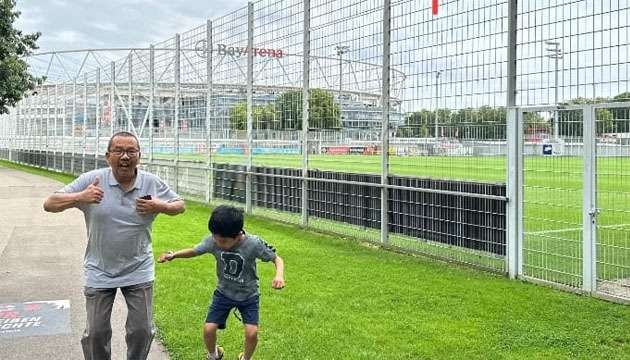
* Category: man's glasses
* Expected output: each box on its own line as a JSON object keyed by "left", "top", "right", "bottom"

{"left": 109, "top": 149, "right": 139, "bottom": 157}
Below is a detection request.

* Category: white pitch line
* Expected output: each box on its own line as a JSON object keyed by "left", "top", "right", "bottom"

{"left": 526, "top": 223, "right": 630, "bottom": 236}
{"left": 526, "top": 228, "right": 581, "bottom": 236}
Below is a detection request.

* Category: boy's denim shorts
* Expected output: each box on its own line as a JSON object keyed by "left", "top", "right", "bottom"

{"left": 206, "top": 289, "right": 259, "bottom": 329}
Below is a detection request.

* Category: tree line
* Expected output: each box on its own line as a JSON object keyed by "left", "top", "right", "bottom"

{"left": 397, "top": 93, "right": 630, "bottom": 139}
{"left": 228, "top": 89, "right": 630, "bottom": 138}
{"left": 229, "top": 89, "right": 341, "bottom": 130}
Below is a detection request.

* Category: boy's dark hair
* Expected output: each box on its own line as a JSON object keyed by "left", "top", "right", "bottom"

{"left": 208, "top": 205, "right": 244, "bottom": 237}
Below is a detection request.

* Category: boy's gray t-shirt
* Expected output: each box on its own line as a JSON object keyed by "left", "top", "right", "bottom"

{"left": 194, "top": 234, "right": 277, "bottom": 301}
{"left": 59, "top": 168, "right": 180, "bottom": 288}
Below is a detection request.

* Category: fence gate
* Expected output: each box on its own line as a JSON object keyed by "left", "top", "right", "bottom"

{"left": 594, "top": 104, "right": 630, "bottom": 301}
{"left": 513, "top": 104, "right": 630, "bottom": 302}
{"left": 519, "top": 107, "right": 585, "bottom": 290}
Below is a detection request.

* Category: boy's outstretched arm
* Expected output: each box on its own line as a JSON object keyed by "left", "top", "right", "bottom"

{"left": 271, "top": 255, "right": 285, "bottom": 289}
{"left": 157, "top": 248, "right": 198, "bottom": 263}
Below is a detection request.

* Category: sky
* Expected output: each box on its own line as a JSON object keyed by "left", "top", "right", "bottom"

{"left": 15, "top": 0, "right": 249, "bottom": 52}
{"left": 13, "top": 0, "right": 629, "bottom": 110}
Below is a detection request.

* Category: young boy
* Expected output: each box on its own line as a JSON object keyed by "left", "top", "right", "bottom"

{"left": 158, "top": 205, "right": 285, "bottom": 360}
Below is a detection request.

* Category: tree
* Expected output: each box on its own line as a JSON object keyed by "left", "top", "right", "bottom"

{"left": 613, "top": 92, "right": 630, "bottom": 102}
{"left": 610, "top": 92, "right": 630, "bottom": 133}
{"left": 230, "top": 89, "right": 341, "bottom": 131}
{"left": 275, "top": 90, "right": 301, "bottom": 130}
{"left": 596, "top": 107, "right": 615, "bottom": 134}
{"left": 0, "top": 0, "right": 41, "bottom": 114}
{"left": 524, "top": 112, "right": 549, "bottom": 134}
{"left": 229, "top": 101, "right": 247, "bottom": 130}
{"left": 435, "top": 108, "right": 452, "bottom": 137}
{"left": 229, "top": 101, "right": 279, "bottom": 130}
{"left": 253, "top": 103, "right": 276, "bottom": 130}
{"left": 397, "top": 109, "right": 434, "bottom": 137}
{"left": 399, "top": 106, "right": 507, "bottom": 140}
{"left": 275, "top": 89, "right": 341, "bottom": 130}
{"left": 558, "top": 97, "right": 615, "bottom": 137}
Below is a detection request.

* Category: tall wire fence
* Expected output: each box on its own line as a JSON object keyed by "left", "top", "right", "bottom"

{"left": 0, "top": 0, "right": 629, "bottom": 303}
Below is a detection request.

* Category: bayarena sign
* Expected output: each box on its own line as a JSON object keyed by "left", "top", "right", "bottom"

{"left": 195, "top": 39, "right": 284, "bottom": 59}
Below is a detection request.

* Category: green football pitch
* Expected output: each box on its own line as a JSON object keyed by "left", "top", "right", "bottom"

{"left": 156, "top": 153, "right": 630, "bottom": 284}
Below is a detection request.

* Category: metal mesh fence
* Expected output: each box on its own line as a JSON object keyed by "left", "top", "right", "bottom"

{"left": 595, "top": 104, "right": 630, "bottom": 299}
{"left": 522, "top": 109, "right": 584, "bottom": 289}
{"left": 516, "top": 0, "right": 630, "bottom": 105}
{"left": 1, "top": 1, "right": 629, "bottom": 302}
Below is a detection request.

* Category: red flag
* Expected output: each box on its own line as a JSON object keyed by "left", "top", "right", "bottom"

{"left": 432, "top": 0, "right": 439, "bottom": 15}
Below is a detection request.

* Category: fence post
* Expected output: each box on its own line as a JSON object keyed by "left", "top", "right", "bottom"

{"left": 110, "top": 61, "right": 116, "bottom": 136}
{"left": 36, "top": 89, "right": 40, "bottom": 165}
{"left": 61, "top": 83, "right": 66, "bottom": 171}
{"left": 27, "top": 97, "right": 32, "bottom": 159}
{"left": 82, "top": 73, "right": 88, "bottom": 172}
{"left": 18, "top": 104, "right": 22, "bottom": 159}
{"left": 9, "top": 105, "right": 16, "bottom": 162}
{"left": 381, "top": 0, "right": 391, "bottom": 245}
{"left": 33, "top": 93, "right": 38, "bottom": 159}
{"left": 149, "top": 45, "right": 155, "bottom": 164}
{"left": 506, "top": 0, "right": 520, "bottom": 278}
{"left": 95, "top": 67, "right": 101, "bottom": 169}
{"left": 71, "top": 79, "right": 76, "bottom": 173}
{"left": 29, "top": 98, "right": 33, "bottom": 159}
{"left": 54, "top": 84, "right": 58, "bottom": 170}
{"left": 3, "top": 111, "right": 6, "bottom": 159}
{"left": 82, "top": 73, "right": 87, "bottom": 172}
{"left": 33, "top": 90, "right": 37, "bottom": 163}
{"left": 206, "top": 20, "right": 214, "bottom": 204}
{"left": 506, "top": 107, "right": 523, "bottom": 278}
{"left": 582, "top": 105, "right": 597, "bottom": 293}
{"left": 175, "top": 34, "right": 181, "bottom": 193}
{"left": 26, "top": 99, "right": 31, "bottom": 160}
{"left": 128, "top": 52, "right": 133, "bottom": 133}
{"left": 45, "top": 86, "right": 50, "bottom": 169}
{"left": 301, "top": 0, "right": 311, "bottom": 227}
{"left": 507, "top": 0, "right": 517, "bottom": 107}
{"left": 1, "top": 112, "right": 4, "bottom": 158}
{"left": 246, "top": 1, "right": 254, "bottom": 214}
{"left": 18, "top": 101, "right": 23, "bottom": 161}
{"left": 37, "top": 87, "right": 43, "bottom": 166}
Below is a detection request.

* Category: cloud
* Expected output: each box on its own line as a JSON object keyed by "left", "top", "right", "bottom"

{"left": 46, "top": 30, "right": 86, "bottom": 44}
{"left": 50, "top": 0, "right": 69, "bottom": 6}
{"left": 14, "top": 4, "right": 44, "bottom": 30}
{"left": 15, "top": 0, "right": 248, "bottom": 52}
{"left": 91, "top": 22, "right": 120, "bottom": 32}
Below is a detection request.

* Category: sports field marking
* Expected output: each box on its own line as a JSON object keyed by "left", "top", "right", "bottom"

{"left": 526, "top": 223, "right": 630, "bottom": 236}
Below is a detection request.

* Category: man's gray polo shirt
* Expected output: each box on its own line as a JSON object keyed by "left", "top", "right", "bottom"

{"left": 59, "top": 167, "right": 181, "bottom": 288}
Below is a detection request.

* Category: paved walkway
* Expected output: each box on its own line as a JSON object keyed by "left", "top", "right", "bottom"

{"left": 0, "top": 167, "right": 170, "bottom": 360}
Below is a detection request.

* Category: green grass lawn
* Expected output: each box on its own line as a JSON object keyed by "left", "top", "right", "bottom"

{"left": 2, "top": 159, "right": 629, "bottom": 359}
{"left": 158, "top": 153, "right": 508, "bottom": 182}
{"left": 152, "top": 202, "right": 630, "bottom": 360}
{"left": 0, "top": 159, "right": 77, "bottom": 183}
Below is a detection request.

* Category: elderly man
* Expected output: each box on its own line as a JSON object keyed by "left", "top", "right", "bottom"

{"left": 44, "top": 131, "right": 185, "bottom": 360}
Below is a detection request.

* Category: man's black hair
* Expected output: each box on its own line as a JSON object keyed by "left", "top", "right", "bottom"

{"left": 107, "top": 131, "right": 140, "bottom": 152}
{"left": 208, "top": 205, "right": 244, "bottom": 237}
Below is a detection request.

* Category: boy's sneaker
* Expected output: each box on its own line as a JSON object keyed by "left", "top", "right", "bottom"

{"left": 237, "top": 352, "right": 245, "bottom": 360}
{"left": 206, "top": 346, "right": 225, "bottom": 360}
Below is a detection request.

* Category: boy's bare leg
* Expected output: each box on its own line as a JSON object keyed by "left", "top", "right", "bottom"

{"left": 204, "top": 323, "right": 220, "bottom": 358}
{"left": 242, "top": 324, "right": 258, "bottom": 359}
